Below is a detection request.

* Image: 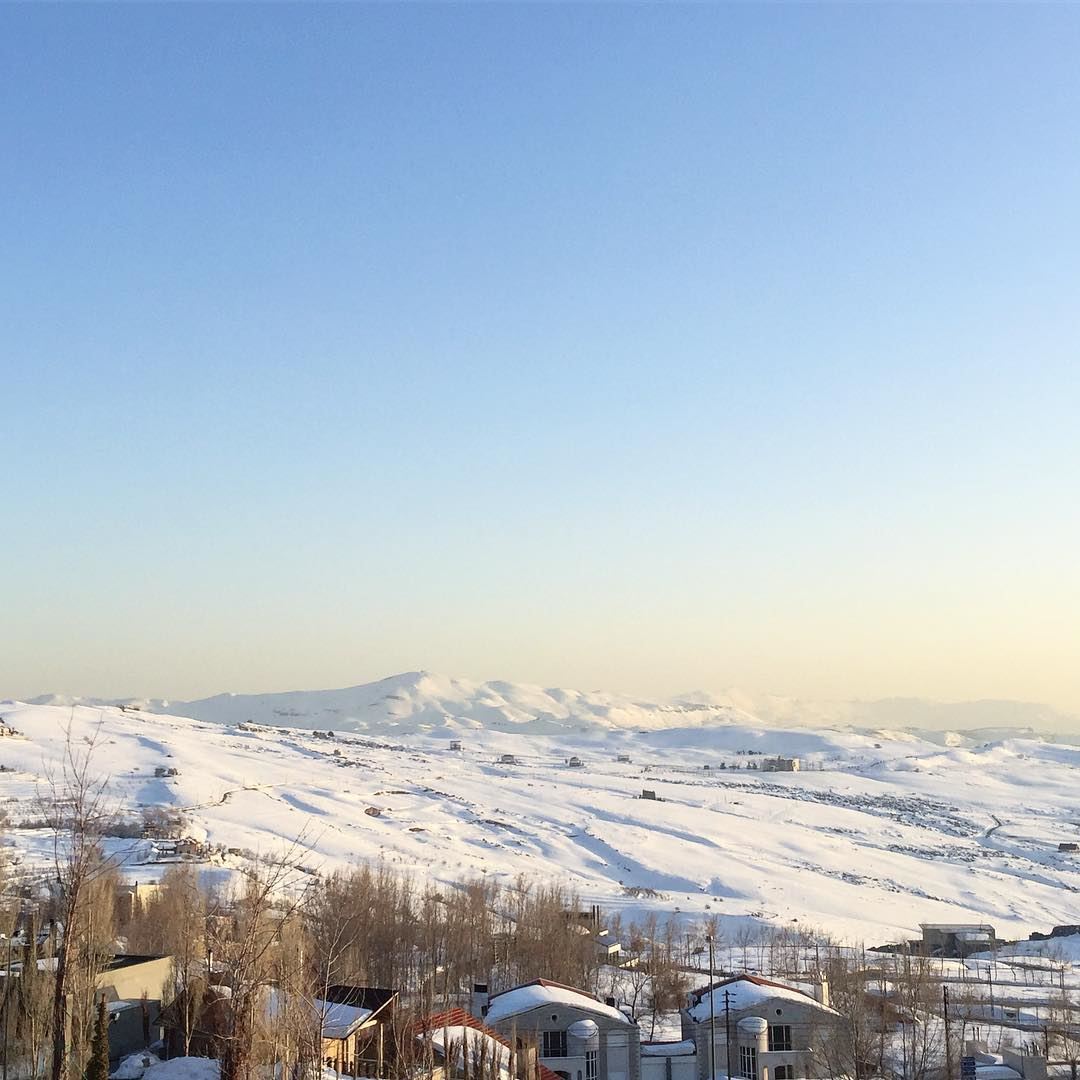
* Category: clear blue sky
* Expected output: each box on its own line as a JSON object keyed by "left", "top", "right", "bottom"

{"left": 3, "top": 5, "right": 1079, "bottom": 712}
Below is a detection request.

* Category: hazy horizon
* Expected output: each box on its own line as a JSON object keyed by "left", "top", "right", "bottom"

{"left": 3, "top": 6, "right": 1078, "bottom": 717}
{"left": 10, "top": 668, "right": 1080, "bottom": 736}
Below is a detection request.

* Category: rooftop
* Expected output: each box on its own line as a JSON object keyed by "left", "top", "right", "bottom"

{"left": 105, "top": 954, "right": 170, "bottom": 971}
{"left": 686, "top": 975, "right": 837, "bottom": 1022}
{"left": 484, "top": 980, "right": 633, "bottom": 1027}
{"left": 920, "top": 924, "right": 995, "bottom": 934}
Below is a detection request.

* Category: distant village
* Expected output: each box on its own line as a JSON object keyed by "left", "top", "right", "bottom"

{"left": 3, "top": 836, "right": 1080, "bottom": 1080}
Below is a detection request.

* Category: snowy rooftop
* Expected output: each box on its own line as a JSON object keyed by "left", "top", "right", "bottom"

{"left": 920, "top": 923, "right": 995, "bottom": 933}
{"left": 317, "top": 998, "right": 374, "bottom": 1040}
{"left": 687, "top": 975, "right": 836, "bottom": 1022}
{"left": 420, "top": 1011, "right": 564, "bottom": 1080}
{"left": 265, "top": 988, "right": 373, "bottom": 1039}
{"left": 107, "top": 1001, "right": 145, "bottom": 1015}
{"left": 428, "top": 1025, "right": 513, "bottom": 1080}
{"left": 485, "top": 980, "right": 632, "bottom": 1026}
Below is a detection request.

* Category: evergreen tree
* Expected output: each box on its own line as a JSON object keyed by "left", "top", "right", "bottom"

{"left": 84, "top": 997, "right": 110, "bottom": 1080}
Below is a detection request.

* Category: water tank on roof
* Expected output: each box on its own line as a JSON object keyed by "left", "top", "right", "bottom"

{"left": 737, "top": 1017, "right": 768, "bottom": 1037}
{"left": 568, "top": 1020, "right": 599, "bottom": 1040}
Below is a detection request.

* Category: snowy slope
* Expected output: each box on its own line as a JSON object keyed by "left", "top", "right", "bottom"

{"left": 3, "top": 676, "right": 1080, "bottom": 945}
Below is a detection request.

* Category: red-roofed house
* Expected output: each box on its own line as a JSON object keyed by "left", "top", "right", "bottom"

{"left": 417, "top": 1008, "right": 560, "bottom": 1080}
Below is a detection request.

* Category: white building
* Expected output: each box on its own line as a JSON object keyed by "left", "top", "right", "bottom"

{"left": 681, "top": 975, "right": 837, "bottom": 1080}
{"left": 759, "top": 757, "right": 800, "bottom": 773}
{"left": 481, "top": 979, "right": 640, "bottom": 1080}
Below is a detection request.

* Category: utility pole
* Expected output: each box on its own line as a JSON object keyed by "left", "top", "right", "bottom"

{"left": 706, "top": 935, "right": 716, "bottom": 1080}
{"left": 2, "top": 931, "right": 12, "bottom": 1080}
{"left": 725, "top": 989, "right": 734, "bottom": 1080}
{"left": 943, "top": 986, "right": 952, "bottom": 1080}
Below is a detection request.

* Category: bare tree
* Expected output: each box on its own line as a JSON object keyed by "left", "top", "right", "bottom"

{"left": 813, "top": 953, "right": 883, "bottom": 1080}
{"left": 211, "top": 845, "right": 314, "bottom": 1080}
{"left": 126, "top": 864, "right": 208, "bottom": 1057}
{"left": 647, "top": 917, "right": 689, "bottom": 1039}
{"left": 13, "top": 911, "right": 57, "bottom": 1076}
{"left": 39, "top": 719, "right": 124, "bottom": 1080}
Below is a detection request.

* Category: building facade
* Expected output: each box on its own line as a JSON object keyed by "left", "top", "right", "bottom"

{"left": 481, "top": 980, "right": 640, "bottom": 1080}
{"left": 680, "top": 975, "right": 837, "bottom": 1080}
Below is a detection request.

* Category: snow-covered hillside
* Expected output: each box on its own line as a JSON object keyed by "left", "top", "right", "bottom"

{"left": 3, "top": 673, "right": 1080, "bottom": 945}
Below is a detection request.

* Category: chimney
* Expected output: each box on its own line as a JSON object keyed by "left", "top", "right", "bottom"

{"left": 813, "top": 974, "right": 830, "bottom": 1009}
{"left": 472, "top": 982, "right": 490, "bottom": 1018}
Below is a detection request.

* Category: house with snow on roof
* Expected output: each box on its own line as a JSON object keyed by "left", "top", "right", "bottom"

{"left": 161, "top": 983, "right": 396, "bottom": 1073}
{"left": 315, "top": 985, "right": 397, "bottom": 1074}
{"left": 478, "top": 979, "right": 640, "bottom": 1080}
{"left": 417, "top": 1008, "right": 561, "bottom": 1080}
{"left": 681, "top": 974, "right": 838, "bottom": 1080}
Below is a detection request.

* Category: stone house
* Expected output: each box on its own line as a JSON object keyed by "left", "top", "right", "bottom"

{"left": 481, "top": 979, "right": 640, "bottom": 1080}
{"left": 680, "top": 974, "right": 837, "bottom": 1080}
{"left": 913, "top": 923, "right": 997, "bottom": 959}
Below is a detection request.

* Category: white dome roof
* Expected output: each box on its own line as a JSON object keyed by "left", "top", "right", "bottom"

{"left": 737, "top": 1016, "right": 768, "bottom": 1036}
{"left": 568, "top": 1020, "right": 599, "bottom": 1039}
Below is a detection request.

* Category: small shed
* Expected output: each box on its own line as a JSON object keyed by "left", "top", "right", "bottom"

{"left": 498, "top": 753, "right": 517, "bottom": 766}
{"left": 449, "top": 740, "right": 463, "bottom": 751}
{"left": 1059, "top": 843, "right": 1078, "bottom": 853}
{"left": 567, "top": 756, "right": 584, "bottom": 768}
{"left": 617, "top": 754, "right": 631, "bottom": 763}
{"left": 641, "top": 789, "right": 658, "bottom": 801}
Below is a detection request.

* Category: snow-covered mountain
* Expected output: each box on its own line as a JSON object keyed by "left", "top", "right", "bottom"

{"left": 4, "top": 674, "right": 1080, "bottom": 946}
{"left": 31, "top": 672, "right": 758, "bottom": 736}
{"left": 28, "top": 671, "right": 1078, "bottom": 743}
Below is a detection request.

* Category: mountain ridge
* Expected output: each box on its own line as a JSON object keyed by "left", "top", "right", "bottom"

{"left": 20, "top": 671, "right": 1079, "bottom": 740}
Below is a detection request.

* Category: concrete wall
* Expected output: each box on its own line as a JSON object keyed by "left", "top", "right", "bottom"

{"left": 1002, "top": 1050, "right": 1049, "bottom": 1080}
{"left": 642, "top": 1056, "right": 696, "bottom": 1080}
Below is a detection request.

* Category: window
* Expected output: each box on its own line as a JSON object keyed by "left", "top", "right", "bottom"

{"left": 586, "top": 1050, "right": 598, "bottom": 1080}
{"left": 768, "top": 1025, "right": 792, "bottom": 1052}
{"left": 774, "top": 1067, "right": 794, "bottom": 1080}
{"left": 543, "top": 1032, "right": 568, "bottom": 1058}
{"left": 739, "top": 1046, "right": 757, "bottom": 1079}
